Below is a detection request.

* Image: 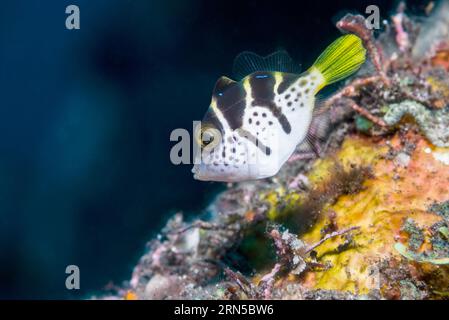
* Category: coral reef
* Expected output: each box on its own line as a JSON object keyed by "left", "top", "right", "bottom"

{"left": 282, "top": 133, "right": 449, "bottom": 297}
{"left": 97, "top": 1, "right": 449, "bottom": 300}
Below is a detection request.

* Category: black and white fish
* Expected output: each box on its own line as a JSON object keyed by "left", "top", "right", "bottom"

{"left": 192, "top": 34, "right": 366, "bottom": 182}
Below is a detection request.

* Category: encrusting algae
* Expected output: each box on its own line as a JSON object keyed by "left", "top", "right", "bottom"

{"left": 96, "top": 1, "right": 449, "bottom": 300}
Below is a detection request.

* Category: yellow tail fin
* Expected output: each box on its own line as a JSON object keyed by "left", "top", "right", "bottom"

{"left": 310, "top": 34, "right": 366, "bottom": 88}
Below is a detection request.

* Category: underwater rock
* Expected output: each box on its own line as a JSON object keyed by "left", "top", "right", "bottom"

{"left": 384, "top": 100, "right": 449, "bottom": 147}
{"left": 265, "top": 133, "right": 449, "bottom": 298}
{"left": 144, "top": 274, "right": 183, "bottom": 300}
{"left": 113, "top": 131, "right": 449, "bottom": 300}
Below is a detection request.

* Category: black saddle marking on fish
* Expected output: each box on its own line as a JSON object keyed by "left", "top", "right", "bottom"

{"left": 214, "top": 79, "right": 247, "bottom": 130}
{"left": 247, "top": 72, "right": 292, "bottom": 134}
{"left": 249, "top": 72, "right": 275, "bottom": 101}
{"left": 252, "top": 99, "right": 292, "bottom": 134}
{"left": 236, "top": 128, "right": 272, "bottom": 156}
{"left": 277, "top": 73, "right": 300, "bottom": 94}
{"left": 213, "top": 76, "right": 236, "bottom": 96}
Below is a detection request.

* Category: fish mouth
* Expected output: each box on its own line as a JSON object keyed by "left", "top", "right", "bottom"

{"left": 193, "top": 172, "right": 207, "bottom": 181}
{"left": 191, "top": 165, "right": 204, "bottom": 181}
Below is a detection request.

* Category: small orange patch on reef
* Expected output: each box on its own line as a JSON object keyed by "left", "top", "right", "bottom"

{"left": 432, "top": 47, "right": 449, "bottom": 71}
{"left": 298, "top": 132, "right": 449, "bottom": 295}
{"left": 124, "top": 290, "right": 138, "bottom": 300}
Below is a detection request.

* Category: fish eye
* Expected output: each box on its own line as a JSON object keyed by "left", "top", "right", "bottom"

{"left": 201, "top": 131, "right": 214, "bottom": 146}
{"left": 200, "top": 127, "right": 221, "bottom": 150}
{"left": 194, "top": 123, "right": 221, "bottom": 151}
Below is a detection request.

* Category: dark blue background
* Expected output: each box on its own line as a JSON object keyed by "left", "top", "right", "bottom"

{"left": 0, "top": 0, "right": 426, "bottom": 299}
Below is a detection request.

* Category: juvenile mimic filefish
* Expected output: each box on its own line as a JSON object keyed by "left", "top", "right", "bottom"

{"left": 192, "top": 34, "right": 366, "bottom": 182}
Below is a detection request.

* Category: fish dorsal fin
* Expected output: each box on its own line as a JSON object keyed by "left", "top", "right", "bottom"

{"left": 213, "top": 76, "right": 237, "bottom": 96}
{"left": 232, "top": 50, "right": 301, "bottom": 80}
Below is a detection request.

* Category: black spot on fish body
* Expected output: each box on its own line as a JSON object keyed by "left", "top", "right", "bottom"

{"left": 265, "top": 146, "right": 271, "bottom": 156}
